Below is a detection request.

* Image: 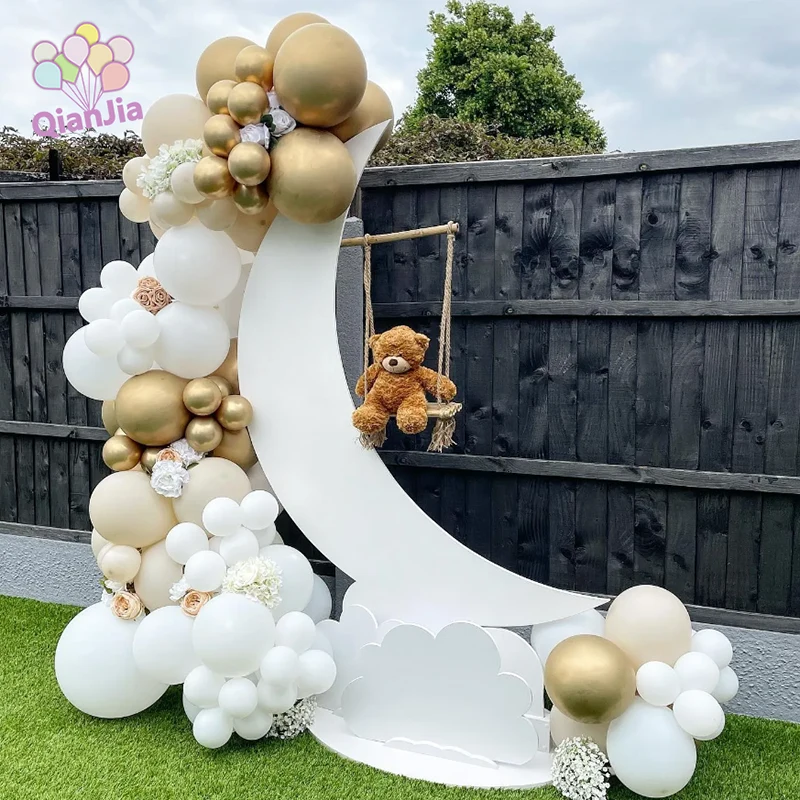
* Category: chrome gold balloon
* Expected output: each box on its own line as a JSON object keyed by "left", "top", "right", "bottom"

{"left": 208, "top": 375, "right": 232, "bottom": 398}
{"left": 265, "top": 12, "right": 329, "bottom": 56}
{"left": 226, "top": 202, "right": 278, "bottom": 252}
{"left": 228, "top": 82, "right": 269, "bottom": 127}
{"left": 196, "top": 36, "right": 257, "bottom": 99}
{"left": 233, "top": 183, "right": 270, "bottom": 216}
{"left": 228, "top": 142, "right": 271, "bottom": 186}
{"left": 203, "top": 114, "right": 241, "bottom": 157}
{"left": 234, "top": 45, "right": 274, "bottom": 88}
{"left": 183, "top": 378, "right": 223, "bottom": 416}
{"left": 115, "top": 370, "right": 191, "bottom": 447}
{"left": 214, "top": 339, "right": 239, "bottom": 393}
{"left": 102, "top": 434, "right": 143, "bottom": 471}
{"left": 101, "top": 400, "right": 118, "bottom": 436}
{"left": 213, "top": 428, "right": 257, "bottom": 469}
{"left": 185, "top": 417, "right": 224, "bottom": 453}
{"left": 215, "top": 395, "right": 253, "bottom": 431}
{"left": 206, "top": 79, "right": 237, "bottom": 115}
{"left": 193, "top": 155, "right": 236, "bottom": 199}
{"left": 329, "top": 81, "right": 394, "bottom": 151}
{"left": 140, "top": 447, "right": 161, "bottom": 474}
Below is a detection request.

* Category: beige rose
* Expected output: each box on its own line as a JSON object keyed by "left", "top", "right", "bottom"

{"left": 181, "top": 590, "right": 213, "bottom": 617}
{"left": 110, "top": 590, "right": 144, "bottom": 621}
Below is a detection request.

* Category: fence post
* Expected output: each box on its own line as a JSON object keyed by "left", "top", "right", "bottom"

{"left": 48, "top": 149, "right": 62, "bottom": 181}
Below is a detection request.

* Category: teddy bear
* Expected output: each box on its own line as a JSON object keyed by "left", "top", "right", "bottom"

{"left": 352, "top": 325, "right": 457, "bottom": 436}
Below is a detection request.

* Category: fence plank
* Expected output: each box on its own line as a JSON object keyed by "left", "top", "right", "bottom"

{"left": 0, "top": 195, "right": 16, "bottom": 522}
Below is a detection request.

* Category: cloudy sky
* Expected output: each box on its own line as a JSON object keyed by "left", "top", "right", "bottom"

{"left": 6, "top": 0, "right": 800, "bottom": 153}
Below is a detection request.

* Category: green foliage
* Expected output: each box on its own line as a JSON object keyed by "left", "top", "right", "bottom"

{"left": 404, "top": 0, "right": 606, "bottom": 150}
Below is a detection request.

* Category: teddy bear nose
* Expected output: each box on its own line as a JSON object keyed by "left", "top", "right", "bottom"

{"left": 388, "top": 358, "right": 398, "bottom": 366}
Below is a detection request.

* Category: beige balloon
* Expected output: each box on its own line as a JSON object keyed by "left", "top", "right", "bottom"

{"left": 170, "top": 162, "right": 206, "bottom": 205}
{"left": 550, "top": 705, "right": 609, "bottom": 753}
{"left": 91, "top": 529, "right": 110, "bottom": 559}
{"left": 149, "top": 218, "right": 166, "bottom": 241}
{"left": 604, "top": 585, "right": 692, "bottom": 669}
{"left": 89, "top": 471, "right": 177, "bottom": 548}
{"left": 197, "top": 197, "right": 238, "bottom": 231}
{"left": 134, "top": 540, "right": 183, "bottom": 611}
{"left": 151, "top": 191, "right": 194, "bottom": 227}
{"left": 172, "top": 457, "right": 251, "bottom": 527}
{"left": 98, "top": 544, "right": 142, "bottom": 584}
{"left": 141, "top": 94, "right": 213, "bottom": 158}
{"left": 196, "top": 36, "right": 257, "bottom": 100}
{"left": 266, "top": 12, "right": 329, "bottom": 56}
{"left": 122, "top": 156, "right": 149, "bottom": 196}
{"left": 119, "top": 189, "right": 150, "bottom": 223}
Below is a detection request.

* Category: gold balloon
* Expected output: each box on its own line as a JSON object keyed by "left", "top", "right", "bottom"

{"left": 101, "top": 400, "right": 118, "bottom": 436}
{"left": 267, "top": 128, "right": 356, "bottom": 224}
{"left": 226, "top": 202, "right": 278, "bottom": 252}
{"left": 215, "top": 339, "right": 239, "bottom": 392}
{"left": 183, "top": 378, "right": 223, "bottom": 416}
{"left": 273, "top": 24, "right": 367, "bottom": 128}
{"left": 266, "top": 12, "right": 329, "bottom": 56}
{"left": 233, "top": 183, "right": 270, "bottom": 216}
{"left": 208, "top": 375, "right": 232, "bottom": 397}
{"left": 203, "top": 114, "right": 241, "bottom": 157}
{"left": 330, "top": 81, "right": 394, "bottom": 151}
{"left": 185, "top": 417, "right": 225, "bottom": 453}
{"left": 234, "top": 45, "right": 275, "bottom": 88}
{"left": 206, "top": 79, "right": 237, "bottom": 115}
{"left": 115, "top": 370, "right": 191, "bottom": 446}
{"left": 196, "top": 35, "right": 257, "bottom": 100}
{"left": 140, "top": 447, "right": 161, "bottom": 474}
{"left": 544, "top": 635, "right": 636, "bottom": 725}
{"left": 193, "top": 155, "right": 236, "bottom": 199}
{"left": 213, "top": 428, "right": 257, "bottom": 470}
{"left": 228, "top": 81, "right": 269, "bottom": 126}
{"left": 215, "top": 395, "right": 253, "bottom": 431}
{"left": 102, "top": 435, "right": 143, "bottom": 471}
{"left": 228, "top": 142, "right": 271, "bottom": 186}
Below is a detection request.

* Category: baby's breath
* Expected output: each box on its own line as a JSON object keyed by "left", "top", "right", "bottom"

{"left": 552, "top": 736, "right": 611, "bottom": 800}
{"left": 137, "top": 139, "right": 203, "bottom": 199}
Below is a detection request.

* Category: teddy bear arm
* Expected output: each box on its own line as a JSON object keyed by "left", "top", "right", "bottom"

{"left": 355, "top": 363, "right": 382, "bottom": 397}
{"left": 418, "top": 366, "right": 457, "bottom": 401}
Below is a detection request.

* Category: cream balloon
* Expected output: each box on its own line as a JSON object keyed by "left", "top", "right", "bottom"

{"left": 172, "top": 457, "right": 252, "bottom": 527}
{"left": 119, "top": 188, "right": 150, "bottom": 223}
{"left": 151, "top": 191, "right": 194, "bottom": 227}
{"left": 134, "top": 539, "right": 183, "bottom": 610}
{"left": 91, "top": 529, "right": 110, "bottom": 559}
{"left": 549, "top": 705, "right": 609, "bottom": 752}
{"left": 197, "top": 198, "right": 238, "bottom": 231}
{"left": 98, "top": 544, "right": 142, "bottom": 583}
{"left": 170, "top": 162, "right": 206, "bottom": 205}
{"left": 141, "top": 94, "right": 212, "bottom": 158}
{"left": 123, "top": 156, "right": 149, "bottom": 196}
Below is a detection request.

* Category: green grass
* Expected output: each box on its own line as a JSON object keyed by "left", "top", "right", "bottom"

{"left": 0, "top": 595, "right": 798, "bottom": 800}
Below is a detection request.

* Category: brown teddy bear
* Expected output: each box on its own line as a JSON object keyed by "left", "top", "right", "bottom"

{"left": 353, "top": 325, "right": 457, "bottom": 436}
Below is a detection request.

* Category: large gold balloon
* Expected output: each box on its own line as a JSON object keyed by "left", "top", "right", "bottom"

{"left": 185, "top": 417, "right": 225, "bottom": 453}
{"left": 213, "top": 428, "right": 257, "bottom": 470}
{"left": 266, "top": 12, "right": 329, "bottom": 56}
{"left": 196, "top": 35, "right": 257, "bottom": 100}
{"left": 215, "top": 339, "right": 239, "bottom": 392}
{"left": 102, "top": 434, "right": 143, "bottom": 471}
{"left": 101, "top": 401, "right": 118, "bottom": 436}
{"left": 234, "top": 45, "right": 274, "bottom": 88}
{"left": 544, "top": 635, "right": 636, "bottom": 725}
{"left": 233, "top": 183, "right": 270, "bottom": 216}
{"left": 140, "top": 447, "right": 161, "bottom": 474}
{"left": 267, "top": 128, "right": 356, "bottom": 224}
{"left": 273, "top": 24, "right": 367, "bottom": 128}
{"left": 183, "top": 377, "right": 223, "bottom": 416}
{"left": 226, "top": 203, "right": 278, "bottom": 252}
{"left": 203, "top": 114, "right": 241, "bottom": 157}
{"left": 228, "top": 142, "right": 271, "bottom": 186}
{"left": 215, "top": 395, "right": 253, "bottom": 431}
{"left": 206, "top": 79, "right": 237, "bottom": 115}
{"left": 194, "top": 155, "right": 236, "bottom": 199}
{"left": 115, "top": 370, "right": 191, "bottom": 447}
{"left": 228, "top": 82, "right": 269, "bottom": 126}
{"left": 330, "top": 81, "right": 394, "bottom": 151}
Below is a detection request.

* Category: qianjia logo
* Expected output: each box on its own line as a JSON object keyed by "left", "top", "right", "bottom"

{"left": 31, "top": 22, "right": 142, "bottom": 138}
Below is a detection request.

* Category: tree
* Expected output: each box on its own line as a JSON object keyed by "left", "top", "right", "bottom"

{"left": 403, "top": 1, "right": 606, "bottom": 151}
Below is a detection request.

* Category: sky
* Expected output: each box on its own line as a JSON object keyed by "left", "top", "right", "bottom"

{"left": 6, "top": 0, "right": 800, "bottom": 154}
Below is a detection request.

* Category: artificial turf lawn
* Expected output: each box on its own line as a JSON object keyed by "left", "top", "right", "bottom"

{"left": 1, "top": 595, "right": 798, "bottom": 800}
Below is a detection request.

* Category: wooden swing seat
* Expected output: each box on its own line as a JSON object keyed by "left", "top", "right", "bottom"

{"left": 384, "top": 402, "right": 462, "bottom": 421}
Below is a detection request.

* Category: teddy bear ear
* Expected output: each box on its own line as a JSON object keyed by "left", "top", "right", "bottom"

{"left": 414, "top": 332, "right": 430, "bottom": 348}
{"left": 369, "top": 333, "right": 382, "bottom": 349}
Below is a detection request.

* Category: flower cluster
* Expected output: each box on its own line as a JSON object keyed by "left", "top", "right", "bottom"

{"left": 133, "top": 276, "right": 171, "bottom": 314}
{"left": 150, "top": 438, "right": 205, "bottom": 498}
{"left": 169, "top": 576, "right": 190, "bottom": 602}
{"left": 137, "top": 138, "right": 203, "bottom": 199}
{"left": 552, "top": 737, "right": 611, "bottom": 800}
{"left": 222, "top": 556, "right": 282, "bottom": 608}
{"left": 268, "top": 697, "right": 317, "bottom": 740}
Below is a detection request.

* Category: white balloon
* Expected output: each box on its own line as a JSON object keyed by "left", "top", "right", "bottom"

{"left": 193, "top": 593, "right": 276, "bottom": 677}
{"left": 219, "top": 527, "right": 260, "bottom": 566}
{"left": 202, "top": 497, "right": 243, "bottom": 537}
{"left": 119, "top": 188, "right": 150, "bottom": 223}
{"left": 672, "top": 690, "right": 725, "bottom": 741}
{"left": 78, "top": 286, "right": 114, "bottom": 322}
{"left": 217, "top": 259, "right": 251, "bottom": 337}
{"left": 196, "top": 197, "right": 238, "bottom": 231}
{"left": 240, "top": 491, "right": 280, "bottom": 531}
{"left": 154, "top": 221, "right": 241, "bottom": 306}
{"left": 607, "top": 698, "right": 697, "bottom": 798}
{"left": 530, "top": 609, "right": 605, "bottom": 666}
{"left": 166, "top": 522, "right": 209, "bottom": 565}
{"left": 209, "top": 536, "right": 223, "bottom": 553}
{"left": 55, "top": 603, "right": 167, "bottom": 718}
{"left": 260, "top": 545, "right": 314, "bottom": 617}
{"left": 712, "top": 666, "right": 740, "bottom": 704}
{"left": 246, "top": 462, "right": 283, "bottom": 512}
{"left": 193, "top": 707, "right": 234, "bottom": 749}
{"left": 131, "top": 605, "right": 201, "bottom": 685}
{"left": 138, "top": 253, "right": 156, "bottom": 278}
{"left": 257, "top": 679, "right": 297, "bottom": 713}
{"left": 254, "top": 524, "right": 278, "bottom": 549}
{"left": 184, "top": 550, "right": 227, "bottom": 592}
{"left": 302, "top": 575, "right": 333, "bottom": 623}
{"left": 110, "top": 297, "right": 142, "bottom": 322}
{"left": 184, "top": 665, "right": 226, "bottom": 708}
{"left": 219, "top": 677, "right": 259, "bottom": 718}
{"left": 273, "top": 531, "right": 284, "bottom": 545}
{"left": 296, "top": 649, "right": 337, "bottom": 698}
{"left": 691, "top": 629, "right": 733, "bottom": 669}
{"left": 170, "top": 162, "right": 206, "bottom": 204}
{"left": 154, "top": 302, "right": 230, "bottom": 379}
{"left": 636, "top": 661, "right": 681, "bottom": 707}
{"left": 674, "top": 651, "right": 720, "bottom": 693}
{"left": 63, "top": 327, "right": 128, "bottom": 401}
{"left": 151, "top": 191, "right": 195, "bottom": 227}
{"left": 275, "top": 611, "right": 317, "bottom": 654}
{"left": 234, "top": 707, "right": 274, "bottom": 740}
{"left": 183, "top": 692, "right": 201, "bottom": 723}
{"left": 117, "top": 345, "right": 154, "bottom": 376}
{"left": 121, "top": 309, "right": 161, "bottom": 348}
{"left": 84, "top": 318, "right": 124, "bottom": 357}
{"left": 101, "top": 260, "right": 138, "bottom": 296}
{"left": 260, "top": 645, "right": 300, "bottom": 686}
{"left": 312, "top": 629, "right": 334, "bottom": 657}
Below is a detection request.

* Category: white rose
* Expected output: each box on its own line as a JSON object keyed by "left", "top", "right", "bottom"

{"left": 269, "top": 109, "right": 296, "bottom": 137}
{"left": 169, "top": 438, "right": 204, "bottom": 467}
{"left": 240, "top": 123, "right": 269, "bottom": 147}
{"left": 234, "top": 560, "right": 260, "bottom": 586}
{"left": 150, "top": 461, "right": 189, "bottom": 498}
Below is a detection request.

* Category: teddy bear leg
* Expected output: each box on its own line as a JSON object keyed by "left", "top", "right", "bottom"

{"left": 396, "top": 394, "right": 429, "bottom": 435}
{"left": 352, "top": 403, "right": 390, "bottom": 434}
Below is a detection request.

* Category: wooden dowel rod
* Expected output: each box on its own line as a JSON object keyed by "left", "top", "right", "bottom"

{"left": 341, "top": 222, "right": 459, "bottom": 247}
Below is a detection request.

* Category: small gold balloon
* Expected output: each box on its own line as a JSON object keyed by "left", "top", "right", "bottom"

{"left": 234, "top": 45, "right": 274, "bottom": 88}
{"left": 215, "top": 339, "right": 239, "bottom": 393}
{"left": 266, "top": 12, "right": 329, "bottom": 56}
{"left": 544, "top": 635, "right": 636, "bottom": 725}
{"left": 203, "top": 114, "right": 242, "bottom": 157}
{"left": 206, "top": 79, "right": 237, "bottom": 115}
{"left": 226, "top": 202, "right": 278, "bottom": 252}
{"left": 140, "top": 447, "right": 161, "bottom": 474}
{"left": 102, "top": 435, "right": 143, "bottom": 472}
{"left": 273, "top": 24, "right": 367, "bottom": 128}
{"left": 115, "top": 370, "right": 191, "bottom": 446}
{"left": 215, "top": 395, "right": 253, "bottom": 431}
{"left": 228, "top": 82, "right": 269, "bottom": 127}
{"left": 228, "top": 142, "right": 271, "bottom": 186}
{"left": 193, "top": 155, "right": 236, "bottom": 199}
{"left": 196, "top": 36, "right": 257, "bottom": 99}
{"left": 330, "top": 81, "right": 394, "bottom": 152}
{"left": 233, "top": 183, "right": 270, "bottom": 216}
{"left": 267, "top": 128, "right": 356, "bottom": 224}
{"left": 183, "top": 378, "right": 223, "bottom": 416}
{"left": 101, "top": 400, "right": 118, "bottom": 436}
{"left": 213, "top": 428, "right": 257, "bottom": 470}
{"left": 208, "top": 375, "right": 232, "bottom": 398}
{"left": 185, "top": 417, "right": 225, "bottom": 453}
